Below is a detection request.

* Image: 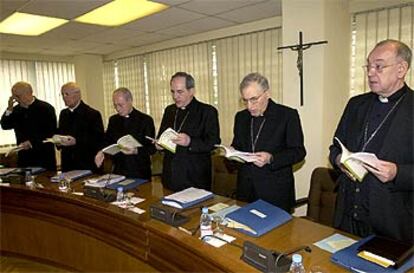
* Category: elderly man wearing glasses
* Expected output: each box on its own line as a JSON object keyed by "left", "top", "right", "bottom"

{"left": 329, "top": 39, "right": 413, "bottom": 243}
{"left": 231, "top": 72, "right": 306, "bottom": 213}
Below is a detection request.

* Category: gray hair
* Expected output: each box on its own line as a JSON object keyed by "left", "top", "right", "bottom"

{"left": 375, "top": 39, "right": 412, "bottom": 69}
{"left": 239, "top": 72, "right": 269, "bottom": 93}
{"left": 113, "top": 87, "right": 133, "bottom": 101}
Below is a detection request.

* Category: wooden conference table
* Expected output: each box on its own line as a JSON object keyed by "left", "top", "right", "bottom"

{"left": 1, "top": 173, "right": 351, "bottom": 272}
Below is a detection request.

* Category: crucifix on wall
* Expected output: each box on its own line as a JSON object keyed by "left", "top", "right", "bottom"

{"left": 278, "top": 31, "right": 328, "bottom": 106}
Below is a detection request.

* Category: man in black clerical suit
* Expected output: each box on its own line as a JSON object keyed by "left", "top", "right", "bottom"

{"left": 95, "top": 87, "right": 156, "bottom": 179}
{"left": 231, "top": 73, "right": 306, "bottom": 212}
{"left": 57, "top": 82, "right": 104, "bottom": 172}
{"left": 157, "top": 72, "right": 220, "bottom": 191}
{"left": 1, "top": 81, "right": 56, "bottom": 170}
{"left": 329, "top": 40, "right": 413, "bottom": 242}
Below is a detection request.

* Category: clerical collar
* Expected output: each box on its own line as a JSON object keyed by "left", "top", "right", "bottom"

{"left": 377, "top": 84, "right": 406, "bottom": 104}
{"left": 69, "top": 100, "right": 81, "bottom": 112}
{"left": 177, "top": 97, "right": 195, "bottom": 111}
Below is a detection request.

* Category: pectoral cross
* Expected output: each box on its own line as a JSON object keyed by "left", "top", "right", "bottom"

{"left": 278, "top": 31, "right": 328, "bottom": 106}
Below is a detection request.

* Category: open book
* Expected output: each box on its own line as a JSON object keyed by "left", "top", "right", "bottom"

{"left": 335, "top": 137, "right": 380, "bottom": 182}
{"left": 5, "top": 146, "right": 23, "bottom": 157}
{"left": 43, "top": 134, "right": 71, "bottom": 145}
{"left": 102, "top": 134, "right": 142, "bottom": 155}
{"left": 215, "top": 144, "right": 257, "bottom": 163}
{"left": 147, "top": 127, "right": 178, "bottom": 153}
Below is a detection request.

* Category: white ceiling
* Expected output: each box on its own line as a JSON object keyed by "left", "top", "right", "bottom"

{"left": 0, "top": 0, "right": 282, "bottom": 56}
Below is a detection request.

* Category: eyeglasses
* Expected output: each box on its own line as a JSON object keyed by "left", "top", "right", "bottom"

{"left": 241, "top": 90, "right": 267, "bottom": 105}
{"left": 362, "top": 63, "right": 399, "bottom": 73}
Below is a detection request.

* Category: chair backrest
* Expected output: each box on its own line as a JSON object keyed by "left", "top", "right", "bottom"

{"left": 306, "top": 167, "right": 339, "bottom": 227}
{"left": 211, "top": 155, "right": 238, "bottom": 197}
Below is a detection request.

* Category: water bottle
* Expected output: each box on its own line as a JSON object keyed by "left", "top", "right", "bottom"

{"left": 116, "top": 187, "right": 124, "bottom": 203}
{"left": 289, "top": 254, "right": 306, "bottom": 273}
{"left": 200, "top": 207, "right": 213, "bottom": 240}
{"left": 25, "top": 170, "right": 34, "bottom": 188}
{"left": 57, "top": 172, "right": 67, "bottom": 192}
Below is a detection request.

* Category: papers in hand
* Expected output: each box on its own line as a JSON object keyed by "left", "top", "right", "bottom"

{"left": 84, "top": 174, "right": 126, "bottom": 187}
{"left": 214, "top": 144, "right": 257, "bottom": 163}
{"left": 43, "top": 134, "right": 71, "bottom": 145}
{"left": 151, "top": 128, "right": 178, "bottom": 153}
{"left": 5, "top": 146, "right": 24, "bottom": 157}
{"left": 162, "top": 187, "right": 214, "bottom": 209}
{"left": 335, "top": 137, "right": 380, "bottom": 182}
{"left": 102, "top": 134, "right": 142, "bottom": 155}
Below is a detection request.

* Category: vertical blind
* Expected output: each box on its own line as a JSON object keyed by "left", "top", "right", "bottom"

{"left": 351, "top": 4, "right": 413, "bottom": 97}
{"left": 0, "top": 59, "right": 75, "bottom": 145}
{"left": 102, "top": 27, "right": 282, "bottom": 144}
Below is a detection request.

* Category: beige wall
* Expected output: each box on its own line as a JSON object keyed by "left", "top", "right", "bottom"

{"left": 72, "top": 55, "right": 105, "bottom": 115}
{"left": 282, "top": 0, "right": 351, "bottom": 215}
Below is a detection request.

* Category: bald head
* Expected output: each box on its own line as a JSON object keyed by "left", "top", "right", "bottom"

{"left": 61, "top": 82, "right": 81, "bottom": 108}
{"left": 11, "top": 81, "right": 34, "bottom": 108}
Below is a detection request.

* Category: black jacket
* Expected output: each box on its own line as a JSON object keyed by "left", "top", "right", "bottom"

{"left": 58, "top": 101, "right": 104, "bottom": 172}
{"left": 105, "top": 108, "right": 156, "bottom": 179}
{"left": 329, "top": 84, "right": 413, "bottom": 242}
{"left": 232, "top": 99, "right": 306, "bottom": 212}
{"left": 1, "top": 98, "right": 57, "bottom": 170}
{"left": 158, "top": 98, "right": 220, "bottom": 191}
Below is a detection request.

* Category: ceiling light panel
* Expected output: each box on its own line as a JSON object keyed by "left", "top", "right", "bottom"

{"left": 0, "top": 12, "right": 68, "bottom": 36}
{"left": 74, "top": 0, "right": 169, "bottom": 27}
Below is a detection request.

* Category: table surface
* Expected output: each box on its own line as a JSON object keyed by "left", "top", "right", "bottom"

{"left": 0, "top": 172, "right": 360, "bottom": 272}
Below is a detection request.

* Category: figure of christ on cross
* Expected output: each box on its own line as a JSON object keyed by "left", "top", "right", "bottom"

{"left": 278, "top": 31, "right": 328, "bottom": 106}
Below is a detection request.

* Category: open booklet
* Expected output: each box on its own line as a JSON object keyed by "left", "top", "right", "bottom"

{"left": 43, "top": 134, "right": 71, "bottom": 145}
{"left": 335, "top": 137, "right": 380, "bottom": 182}
{"left": 102, "top": 134, "right": 142, "bottom": 155}
{"left": 215, "top": 144, "right": 257, "bottom": 163}
{"left": 84, "top": 174, "right": 126, "bottom": 187}
{"left": 5, "top": 146, "right": 24, "bottom": 157}
{"left": 146, "top": 127, "right": 178, "bottom": 153}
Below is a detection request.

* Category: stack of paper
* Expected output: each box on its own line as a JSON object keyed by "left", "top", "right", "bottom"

{"left": 84, "top": 174, "right": 126, "bottom": 187}
{"left": 162, "top": 187, "right": 214, "bottom": 209}
{"left": 51, "top": 170, "right": 92, "bottom": 182}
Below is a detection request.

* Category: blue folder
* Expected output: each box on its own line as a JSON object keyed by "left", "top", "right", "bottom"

{"left": 226, "top": 199, "right": 292, "bottom": 237}
{"left": 331, "top": 235, "right": 414, "bottom": 273}
{"left": 12, "top": 167, "right": 46, "bottom": 175}
{"left": 106, "top": 178, "right": 148, "bottom": 191}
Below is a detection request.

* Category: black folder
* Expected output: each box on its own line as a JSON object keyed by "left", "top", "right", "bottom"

{"left": 357, "top": 235, "right": 414, "bottom": 268}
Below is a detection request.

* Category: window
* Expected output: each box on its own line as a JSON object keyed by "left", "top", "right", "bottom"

{"left": 350, "top": 4, "right": 413, "bottom": 97}
{"left": 0, "top": 59, "right": 75, "bottom": 146}
{"left": 102, "top": 27, "right": 282, "bottom": 144}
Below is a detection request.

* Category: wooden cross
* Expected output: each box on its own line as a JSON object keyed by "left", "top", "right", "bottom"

{"left": 278, "top": 31, "right": 328, "bottom": 106}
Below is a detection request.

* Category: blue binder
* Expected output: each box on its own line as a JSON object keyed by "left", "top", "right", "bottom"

{"left": 12, "top": 167, "right": 46, "bottom": 175}
{"left": 331, "top": 235, "right": 414, "bottom": 273}
{"left": 226, "top": 199, "right": 292, "bottom": 237}
{"left": 106, "top": 178, "right": 149, "bottom": 191}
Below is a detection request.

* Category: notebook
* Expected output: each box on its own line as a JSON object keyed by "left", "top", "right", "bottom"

{"left": 331, "top": 235, "right": 414, "bottom": 273}
{"left": 357, "top": 235, "right": 414, "bottom": 268}
{"left": 226, "top": 199, "right": 292, "bottom": 237}
{"left": 161, "top": 187, "right": 214, "bottom": 209}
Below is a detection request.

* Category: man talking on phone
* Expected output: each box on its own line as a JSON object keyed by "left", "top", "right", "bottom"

{"left": 1, "top": 81, "right": 57, "bottom": 170}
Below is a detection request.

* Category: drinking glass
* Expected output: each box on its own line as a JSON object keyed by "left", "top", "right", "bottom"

{"left": 212, "top": 215, "right": 225, "bottom": 236}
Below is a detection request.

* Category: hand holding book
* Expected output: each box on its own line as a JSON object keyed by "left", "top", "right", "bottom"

{"left": 335, "top": 137, "right": 380, "bottom": 182}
